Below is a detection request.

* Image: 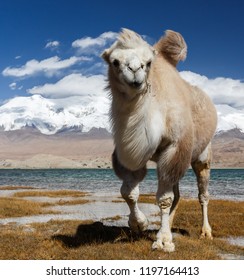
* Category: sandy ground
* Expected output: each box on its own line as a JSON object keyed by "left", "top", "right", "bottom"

{"left": 0, "top": 131, "right": 114, "bottom": 168}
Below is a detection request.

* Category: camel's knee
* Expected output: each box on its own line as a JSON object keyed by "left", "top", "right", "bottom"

{"left": 192, "top": 147, "right": 212, "bottom": 206}
{"left": 192, "top": 160, "right": 210, "bottom": 182}
{"left": 157, "top": 193, "right": 174, "bottom": 213}
{"left": 198, "top": 192, "right": 210, "bottom": 206}
{"left": 120, "top": 182, "right": 139, "bottom": 203}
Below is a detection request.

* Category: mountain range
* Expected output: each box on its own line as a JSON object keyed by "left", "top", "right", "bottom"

{"left": 0, "top": 127, "right": 243, "bottom": 169}
{"left": 0, "top": 93, "right": 244, "bottom": 135}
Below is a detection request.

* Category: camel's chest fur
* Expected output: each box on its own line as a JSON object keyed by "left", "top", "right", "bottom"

{"left": 113, "top": 100, "right": 164, "bottom": 171}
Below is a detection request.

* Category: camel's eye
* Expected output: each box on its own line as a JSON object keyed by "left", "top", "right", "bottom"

{"left": 113, "top": 59, "right": 120, "bottom": 67}
{"left": 146, "top": 61, "right": 152, "bottom": 69}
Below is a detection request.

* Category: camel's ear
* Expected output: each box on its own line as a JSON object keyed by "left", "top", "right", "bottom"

{"left": 155, "top": 30, "right": 187, "bottom": 66}
{"left": 101, "top": 49, "right": 110, "bottom": 64}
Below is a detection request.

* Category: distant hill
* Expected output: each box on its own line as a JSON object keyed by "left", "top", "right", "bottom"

{"left": 0, "top": 128, "right": 243, "bottom": 169}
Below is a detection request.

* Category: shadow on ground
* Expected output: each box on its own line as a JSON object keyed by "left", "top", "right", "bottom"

{"left": 53, "top": 222, "right": 189, "bottom": 248}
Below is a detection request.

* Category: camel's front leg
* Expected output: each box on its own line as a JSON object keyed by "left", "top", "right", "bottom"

{"left": 152, "top": 142, "right": 192, "bottom": 252}
{"left": 121, "top": 181, "right": 148, "bottom": 232}
{"left": 152, "top": 183, "right": 179, "bottom": 252}
{"left": 112, "top": 150, "right": 148, "bottom": 232}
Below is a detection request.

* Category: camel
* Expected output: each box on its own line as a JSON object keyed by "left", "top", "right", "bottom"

{"left": 102, "top": 28, "right": 217, "bottom": 252}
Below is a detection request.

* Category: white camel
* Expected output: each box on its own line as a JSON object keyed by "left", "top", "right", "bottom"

{"left": 102, "top": 28, "right": 217, "bottom": 252}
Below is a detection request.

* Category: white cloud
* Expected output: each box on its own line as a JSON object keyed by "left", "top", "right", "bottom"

{"left": 27, "top": 73, "right": 107, "bottom": 98}
{"left": 180, "top": 71, "right": 244, "bottom": 109}
{"left": 45, "top": 40, "right": 60, "bottom": 50}
{"left": 72, "top": 31, "right": 117, "bottom": 55}
{"left": 2, "top": 56, "right": 87, "bottom": 78}
{"left": 9, "top": 82, "right": 17, "bottom": 90}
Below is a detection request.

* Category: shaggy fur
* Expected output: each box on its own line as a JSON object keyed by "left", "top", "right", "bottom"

{"left": 102, "top": 28, "right": 217, "bottom": 252}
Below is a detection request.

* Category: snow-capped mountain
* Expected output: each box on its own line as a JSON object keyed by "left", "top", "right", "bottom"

{"left": 0, "top": 70, "right": 243, "bottom": 135}
{"left": 0, "top": 95, "right": 110, "bottom": 135}
{"left": 215, "top": 104, "right": 244, "bottom": 133}
{"left": 0, "top": 94, "right": 243, "bottom": 135}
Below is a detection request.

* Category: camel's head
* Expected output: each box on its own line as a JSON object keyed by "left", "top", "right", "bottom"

{"left": 102, "top": 28, "right": 156, "bottom": 99}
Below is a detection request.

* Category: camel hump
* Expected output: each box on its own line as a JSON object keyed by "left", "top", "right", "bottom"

{"left": 155, "top": 30, "right": 187, "bottom": 66}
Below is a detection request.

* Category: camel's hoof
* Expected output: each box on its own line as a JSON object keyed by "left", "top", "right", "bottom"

{"left": 128, "top": 218, "right": 148, "bottom": 233}
{"left": 200, "top": 231, "right": 213, "bottom": 240}
{"left": 163, "top": 242, "right": 175, "bottom": 252}
{"left": 152, "top": 240, "right": 164, "bottom": 250}
{"left": 200, "top": 228, "right": 213, "bottom": 240}
{"left": 128, "top": 212, "right": 148, "bottom": 233}
{"left": 152, "top": 241, "right": 175, "bottom": 252}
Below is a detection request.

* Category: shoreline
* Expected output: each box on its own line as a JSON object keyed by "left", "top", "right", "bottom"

{"left": 0, "top": 166, "right": 244, "bottom": 170}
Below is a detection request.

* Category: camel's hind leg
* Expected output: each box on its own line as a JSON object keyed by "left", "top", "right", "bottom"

{"left": 192, "top": 144, "right": 213, "bottom": 239}
{"left": 112, "top": 151, "right": 148, "bottom": 232}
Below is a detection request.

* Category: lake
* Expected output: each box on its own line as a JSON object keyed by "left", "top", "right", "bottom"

{"left": 0, "top": 168, "right": 243, "bottom": 201}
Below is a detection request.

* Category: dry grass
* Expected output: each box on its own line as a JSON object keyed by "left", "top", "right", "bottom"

{"left": 55, "top": 198, "right": 91, "bottom": 206}
{"left": 102, "top": 215, "right": 122, "bottom": 221}
{"left": 0, "top": 198, "right": 89, "bottom": 219}
{"left": 13, "top": 189, "right": 88, "bottom": 198}
{"left": 0, "top": 195, "right": 243, "bottom": 260}
{"left": 138, "top": 193, "right": 156, "bottom": 204}
{"left": 0, "top": 197, "right": 58, "bottom": 218}
{"left": 174, "top": 199, "right": 244, "bottom": 238}
{"left": 0, "top": 218, "right": 243, "bottom": 260}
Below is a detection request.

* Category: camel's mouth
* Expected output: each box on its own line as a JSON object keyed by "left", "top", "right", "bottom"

{"left": 123, "top": 76, "right": 145, "bottom": 91}
{"left": 129, "top": 81, "right": 143, "bottom": 89}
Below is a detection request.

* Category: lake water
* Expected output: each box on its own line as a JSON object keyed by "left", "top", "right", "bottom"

{"left": 0, "top": 168, "right": 243, "bottom": 201}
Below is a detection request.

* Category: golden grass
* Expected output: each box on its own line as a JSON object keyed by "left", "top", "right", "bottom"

{"left": 174, "top": 199, "right": 244, "bottom": 238}
{"left": 13, "top": 189, "right": 88, "bottom": 198}
{"left": 0, "top": 196, "right": 89, "bottom": 219}
{"left": 55, "top": 198, "right": 91, "bottom": 206}
{"left": 0, "top": 197, "right": 58, "bottom": 218}
{"left": 138, "top": 193, "right": 156, "bottom": 204}
{"left": 102, "top": 215, "right": 122, "bottom": 221}
{"left": 0, "top": 196, "right": 243, "bottom": 260}
{"left": 0, "top": 218, "right": 243, "bottom": 260}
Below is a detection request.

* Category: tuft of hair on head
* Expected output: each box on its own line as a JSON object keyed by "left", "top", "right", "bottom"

{"left": 101, "top": 28, "right": 156, "bottom": 63}
{"left": 117, "top": 28, "right": 148, "bottom": 49}
{"left": 155, "top": 30, "right": 187, "bottom": 66}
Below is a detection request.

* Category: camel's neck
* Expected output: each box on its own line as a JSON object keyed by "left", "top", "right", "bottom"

{"left": 111, "top": 90, "right": 164, "bottom": 171}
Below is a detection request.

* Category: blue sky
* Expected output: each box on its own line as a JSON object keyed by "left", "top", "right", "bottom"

{"left": 0, "top": 0, "right": 244, "bottom": 102}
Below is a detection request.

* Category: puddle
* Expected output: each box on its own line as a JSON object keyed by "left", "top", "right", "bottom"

{"left": 26, "top": 196, "right": 85, "bottom": 204}
{"left": 218, "top": 236, "right": 244, "bottom": 260}
{"left": 219, "top": 253, "right": 244, "bottom": 260}
{"left": 225, "top": 236, "right": 244, "bottom": 247}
